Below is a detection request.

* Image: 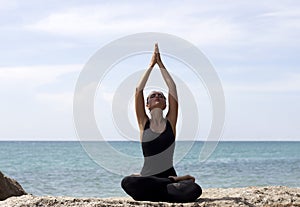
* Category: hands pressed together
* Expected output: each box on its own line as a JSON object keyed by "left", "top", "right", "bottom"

{"left": 149, "top": 43, "right": 165, "bottom": 68}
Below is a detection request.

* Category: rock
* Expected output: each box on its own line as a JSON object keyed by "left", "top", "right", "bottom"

{"left": 0, "top": 171, "right": 27, "bottom": 201}
{"left": 0, "top": 186, "right": 300, "bottom": 207}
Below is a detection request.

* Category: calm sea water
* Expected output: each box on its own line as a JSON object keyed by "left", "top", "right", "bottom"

{"left": 0, "top": 141, "right": 299, "bottom": 198}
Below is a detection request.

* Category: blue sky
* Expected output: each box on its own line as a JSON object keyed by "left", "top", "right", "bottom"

{"left": 0, "top": 0, "right": 299, "bottom": 141}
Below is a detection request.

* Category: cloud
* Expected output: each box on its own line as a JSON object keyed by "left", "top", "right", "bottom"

{"left": 24, "top": 4, "right": 142, "bottom": 35}
{"left": 19, "top": 0, "right": 300, "bottom": 68}
{"left": 23, "top": 2, "right": 244, "bottom": 46}
{"left": 250, "top": 8, "right": 300, "bottom": 45}
{"left": 0, "top": 64, "right": 82, "bottom": 88}
{"left": 36, "top": 92, "right": 74, "bottom": 111}
{"left": 1, "top": 0, "right": 300, "bottom": 140}
{"left": 0, "top": 64, "right": 82, "bottom": 121}
{"left": 224, "top": 72, "right": 300, "bottom": 93}
{"left": 0, "top": 0, "right": 17, "bottom": 10}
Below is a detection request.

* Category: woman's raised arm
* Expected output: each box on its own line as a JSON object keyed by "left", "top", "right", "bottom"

{"left": 135, "top": 46, "right": 157, "bottom": 131}
{"left": 156, "top": 44, "right": 178, "bottom": 134}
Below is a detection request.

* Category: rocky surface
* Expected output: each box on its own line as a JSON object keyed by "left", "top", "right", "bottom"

{"left": 0, "top": 171, "right": 27, "bottom": 201}
{"left": 1, "top": 186, "right": 300, "bottom": 207}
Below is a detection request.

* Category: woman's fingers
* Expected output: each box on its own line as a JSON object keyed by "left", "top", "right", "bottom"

{"left": 155, "top": 43, "right": 159, "bottom": 53}
{"left": 149, "top": 52, "right": 156, "bottom": 67}
{"left": 187, "top": 175, "right": 196, "bottom": 182}
{"left": 147, "top": 43, "right": 162, "bottom": 68}
{"left": 182, "top": 175, "right": 195, "bottom": 182}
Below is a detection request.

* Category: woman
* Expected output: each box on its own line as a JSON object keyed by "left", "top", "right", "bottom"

{"left": 121, "top": 44, "right": 202, "bottom": 202}
{"left": 135, "top": 43, "right": 178, "bottom": 178}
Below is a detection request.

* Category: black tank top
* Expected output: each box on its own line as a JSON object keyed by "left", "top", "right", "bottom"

{"left": 140, "top": 119, "right": 177, "bottom": 178}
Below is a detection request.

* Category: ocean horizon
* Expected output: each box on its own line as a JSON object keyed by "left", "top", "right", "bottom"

{"left": 1, "top": 141, "right": 299, "bottom": 198}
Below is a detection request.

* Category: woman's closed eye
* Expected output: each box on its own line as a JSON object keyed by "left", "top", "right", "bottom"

{"left": 150, "top": 93, "right": 164, "bottom": 99}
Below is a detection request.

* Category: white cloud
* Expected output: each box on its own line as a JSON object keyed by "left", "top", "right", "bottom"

{"left": 36, "top": 92, "right": 74, "bottom": 111}
{"left": 224, "top": 72, "right": 300, "bottom": 93}
{"left": 23, "top": 3, "right": 244, "bottom": 46}
{"left": 0, "top": 64, "right": 82, "bottom": 88}
{"left": 24, "top": 4, "right": 140, "bottom": 35}
{"left": 251, "top": 9, "right": 300, "bottom": 45}
{"left": 0, "top": 0, "right": 17, "bottom": 10}
{"left": 20, "top": 0, "right": 300, "bottom": 63}
{"left": 0, "top": 64, "right": 81, "bottom": 115}
{"left": 0, "top": 64, "right": 81, "bottom": 139}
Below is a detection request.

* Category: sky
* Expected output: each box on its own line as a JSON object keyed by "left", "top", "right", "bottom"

{"left": 0, "top": 0, "right": 299, "bottom": 141}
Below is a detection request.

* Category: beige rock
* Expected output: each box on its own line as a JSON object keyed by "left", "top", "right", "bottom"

{"left": 1, "top": 186, "right": 299, "bottom": 207}
{"left": 0, "top": 171, "right": 27, "bottom": 201}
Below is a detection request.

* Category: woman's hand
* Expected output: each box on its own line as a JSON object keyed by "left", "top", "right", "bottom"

{"left": 168, "top": 175, "right": 196, "bottom": 182}
{"left": 154, "top": 43, "right": 159, "bottom": 54}
{"left": 149, "top": 44, "right": 158, "bottom": 68}
{"left": 149, "top": 43, "right": 163, "bottom": 68}
{"left": 130, "top": 173, "right": 141, "bottom": 176}
{"left": 155, "top": 44, "right": 165, "bottom": 68}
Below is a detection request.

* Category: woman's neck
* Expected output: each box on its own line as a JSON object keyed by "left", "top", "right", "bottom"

{"left": 150, "top": 108, "right": 164, "bottom": 124}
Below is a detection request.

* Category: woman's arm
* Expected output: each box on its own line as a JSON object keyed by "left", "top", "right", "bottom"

{"left": 135, "top": 48, "right": 157, "bottom": 132}
{"left": 135, "top": 66, "right": 152, "bottom": 131}
{"left": 156, "top": 45, "right": 178, "bottom": 134}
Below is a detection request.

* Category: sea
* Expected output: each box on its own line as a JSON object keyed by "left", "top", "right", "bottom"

{"left": 0, "top": 141, "right": 299, "bottom": 198}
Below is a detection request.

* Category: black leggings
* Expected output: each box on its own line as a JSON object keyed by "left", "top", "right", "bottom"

{"left": 121, "top": 175, "right": 202, "bottom": 203}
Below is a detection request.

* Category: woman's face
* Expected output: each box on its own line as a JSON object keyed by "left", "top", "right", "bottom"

{"left": 146, "top": 91, "right": 166, "bottom": 111}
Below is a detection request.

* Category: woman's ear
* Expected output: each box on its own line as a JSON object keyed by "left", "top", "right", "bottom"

{"left": 146, "top": 103, "right": 150, "bottom": 111}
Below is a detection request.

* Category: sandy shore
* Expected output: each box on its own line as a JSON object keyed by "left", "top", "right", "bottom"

{"left": 1, "top": 186, "right": 300, "bottom": 207}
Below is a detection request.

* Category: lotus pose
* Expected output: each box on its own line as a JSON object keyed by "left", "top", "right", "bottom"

{"left": 121, "top": 44, "right": 202, "bottom": 202}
